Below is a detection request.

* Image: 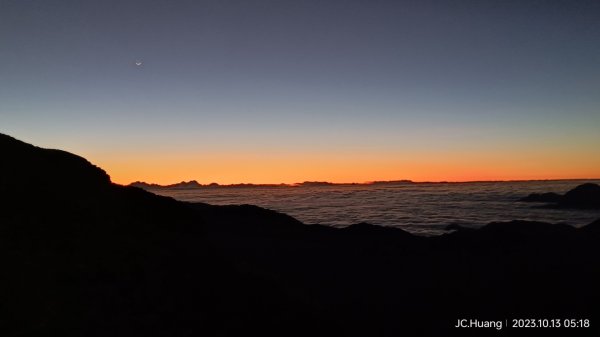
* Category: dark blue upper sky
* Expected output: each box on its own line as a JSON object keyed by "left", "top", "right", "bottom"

{"left": 1, "top": 0, "right": 599, "bottom": 183}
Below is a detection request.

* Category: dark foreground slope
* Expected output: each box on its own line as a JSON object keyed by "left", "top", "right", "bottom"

{"left": 1, "top": 133, "right": 599, "bottom": 336}
{"left": 0, "top": 134, "right": 333, "bottom": 336}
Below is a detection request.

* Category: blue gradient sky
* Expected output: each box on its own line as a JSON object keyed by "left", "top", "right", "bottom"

{"left": 1, "top": 0, "right": 599, "bottom": 184}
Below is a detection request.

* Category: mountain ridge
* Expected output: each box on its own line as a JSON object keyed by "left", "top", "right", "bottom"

{"left": 1, "top": 132, "right": 599, "bottom": 336}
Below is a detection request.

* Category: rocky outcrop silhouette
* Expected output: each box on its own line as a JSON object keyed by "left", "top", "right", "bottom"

{"left": 562, "top": 183, "right": 600, "bottom": 208}
{"left": 0, "top": 134, "right": 110, "bottom": 191}
{"left": 520, "top": 183, "right": 600, "bottom": 209}
{"left": 1, "top": 133, "right": 599, "bottom": 336}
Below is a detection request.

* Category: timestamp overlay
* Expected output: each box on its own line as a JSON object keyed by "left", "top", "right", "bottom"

{"left": 454, "top": 318, "right": 592, "bottom": 331}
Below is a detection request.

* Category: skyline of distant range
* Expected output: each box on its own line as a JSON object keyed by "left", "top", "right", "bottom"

{"left": 132, "top": 178, "right": 600, "bottom": 189}
{"left": 132, "top": 179, "right": 418, "bottom": 189}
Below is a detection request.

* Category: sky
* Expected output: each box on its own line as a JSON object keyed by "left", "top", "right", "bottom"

{"left": 1, "top": 0, "right": 599, "bottom": 184}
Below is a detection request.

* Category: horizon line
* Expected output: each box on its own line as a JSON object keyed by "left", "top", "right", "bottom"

{"left": 129, "top": 177, "right": 600, "bottom": 188}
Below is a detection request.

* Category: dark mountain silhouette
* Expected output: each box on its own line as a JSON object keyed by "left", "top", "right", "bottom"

{"left": 129, "top": 179, "right": 417, "bottom": 189}
{"left": 1, "top": 133, "right": 599, "bottom": 336}
{"left": 520, "top": 183, "right": 600, "bottom": 209}
{"left": 130, "top": 180, "right": 169, "bottom": 188}
{"left": 296, "top": 181, "right": 336, "bottom": 186}
{"left": 131, "top": 180, "right": 202, "bottom": 189}
{"left": 131, "top": 180, "right": 291, "bottom": 189}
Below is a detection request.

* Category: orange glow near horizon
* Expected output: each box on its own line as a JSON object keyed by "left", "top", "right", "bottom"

{"left": 85, "top": 148, "right": 600, "bottom": 186}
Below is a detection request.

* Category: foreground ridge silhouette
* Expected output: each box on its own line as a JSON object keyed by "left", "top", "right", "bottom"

{"left": 1, "top": 133, "right": 598, "bottom": 336}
